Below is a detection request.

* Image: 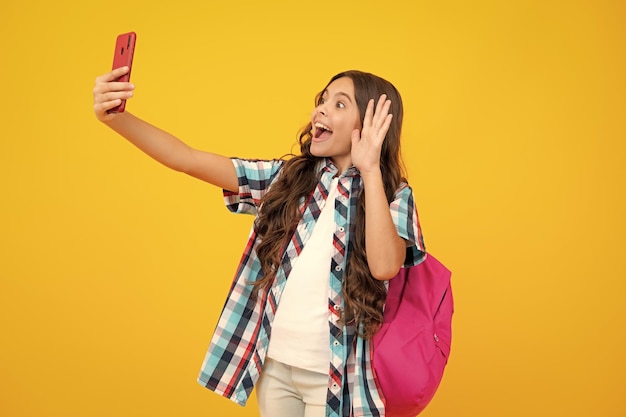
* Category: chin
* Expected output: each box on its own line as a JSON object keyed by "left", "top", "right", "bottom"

{"left": 309, "top": 144, "right": 326, "bottom": 158}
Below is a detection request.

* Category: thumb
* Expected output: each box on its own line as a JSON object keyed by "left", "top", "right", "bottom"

{"left": 351, "top": 129, "right": 361, "bottom": 145}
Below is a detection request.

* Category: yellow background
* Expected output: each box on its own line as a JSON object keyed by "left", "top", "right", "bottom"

{"left": 1, "top": 1, "right": 625, "bottom": 416}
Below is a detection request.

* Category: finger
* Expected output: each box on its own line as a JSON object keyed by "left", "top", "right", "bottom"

{"left": 93, "top": 80, "right": 134, "bottom": 109}
{"left": 99, "top": 90, "right": 133, "bottom": 103}
{"left": 380, "top": 113, "right": 393, "bottom": 138}
{"left": 373, "top": 95, "right": 391, "bottom": 128}
{"left": 94, "top": 91, "right": 132, "bottom": 119}
{"left": 93, "top": 86, "right": 133, "bottom": 106}
{"left": 96, "top": 98, "right": 122, "bottom": 112}
{"left": 94, "top": 99, "right": 123, "bottom": 120}
{"left": 93, "top": 81, "right": 134, "bottom": 96}
{"left": 374, "top": 94, "right": 388, "bottom": 117}
{"left": 351, "top": 128, "right": 361, "bottom": 144}
{"left": 362, "top": 99, "right": 375, "bottom": 129}
{"left": 97, "top": 66, "right": 130, "bottom": 83}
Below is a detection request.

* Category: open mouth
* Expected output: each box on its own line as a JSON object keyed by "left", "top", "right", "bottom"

{"left": 314, "top": 122, "right": 333, "bottom": 139}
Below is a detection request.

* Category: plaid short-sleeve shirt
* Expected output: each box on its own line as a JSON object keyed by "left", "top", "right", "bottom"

{"left": 198, "top": 157, "right": 425, "bottom": 416}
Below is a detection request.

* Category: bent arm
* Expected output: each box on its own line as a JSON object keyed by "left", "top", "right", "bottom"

{"left": 361, "top": 169, "right": 406, "bottom": 280}
{"left": 93, "top": 67, "right": 238, "bottom": 192}
{"left": 351, "top": 96, "right": 405, "bottom": 280}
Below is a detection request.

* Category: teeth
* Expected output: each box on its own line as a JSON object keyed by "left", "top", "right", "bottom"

{"left": 315, "top": 122, "right": 331, "bottom": 132}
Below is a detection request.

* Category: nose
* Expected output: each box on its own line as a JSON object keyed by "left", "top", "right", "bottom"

{"left": 317, "top": 102, "right": 327, "bottom": 116}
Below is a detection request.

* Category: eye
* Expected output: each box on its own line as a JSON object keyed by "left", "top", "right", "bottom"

{"left": 319, "top": 97, "right": 327, "bottom": 105}
{"left": 336, "top": 101, "right": 345, "bottom": 109}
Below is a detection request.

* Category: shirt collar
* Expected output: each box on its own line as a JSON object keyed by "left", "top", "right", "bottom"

{"left": 319, "top": 158, "right": 360, "bottom": 178}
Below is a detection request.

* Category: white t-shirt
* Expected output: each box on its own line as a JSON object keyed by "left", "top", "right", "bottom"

{"left": 266, "top": 177, "right": 339, "bottom": 373}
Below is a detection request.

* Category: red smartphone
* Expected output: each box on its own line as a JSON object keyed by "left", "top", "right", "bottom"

{"left": 110, "top": 32, "right": 136, "bottom": 113}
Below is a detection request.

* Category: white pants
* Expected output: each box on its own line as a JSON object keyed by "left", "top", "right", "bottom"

{"left": 256, "top": 358, "right": 328, "bottom": 417}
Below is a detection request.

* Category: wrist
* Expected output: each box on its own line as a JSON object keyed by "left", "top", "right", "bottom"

{"left": 359, "top": 166, "right": 383, "bottom": 183}
{"left": 103, "top": 110, "right": 132, "bottom": 127}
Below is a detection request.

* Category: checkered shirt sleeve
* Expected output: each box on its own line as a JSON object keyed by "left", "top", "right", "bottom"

{"left": 391, "top": 183, "right": 426, "bottom": 267}
{"left": 223, "top": 158, "right": 285, "bottom": 215}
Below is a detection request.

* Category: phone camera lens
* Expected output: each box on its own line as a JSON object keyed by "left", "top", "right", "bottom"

{"left": 121, "top": 47, "right": 125, "bottom": 55}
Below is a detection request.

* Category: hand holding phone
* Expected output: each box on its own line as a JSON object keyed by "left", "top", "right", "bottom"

{"left": 109, "top": 32, "right": 136, "bottom": 113}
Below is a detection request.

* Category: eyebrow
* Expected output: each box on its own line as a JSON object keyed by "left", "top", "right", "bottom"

{"left": 322, "top": 90, "right": 354, "bottom": 103}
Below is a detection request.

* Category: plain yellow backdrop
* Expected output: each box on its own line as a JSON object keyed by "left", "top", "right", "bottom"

{"left": 1, "top": 1, "right": 625, "bottom": 416}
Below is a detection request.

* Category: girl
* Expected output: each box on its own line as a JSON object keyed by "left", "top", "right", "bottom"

{"left": 93, "top": 67, "right": 425, "bottom": 417}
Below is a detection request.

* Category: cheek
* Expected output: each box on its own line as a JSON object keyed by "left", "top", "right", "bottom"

{"left": 353, "top": 110, "right": 362, "bottom": 130}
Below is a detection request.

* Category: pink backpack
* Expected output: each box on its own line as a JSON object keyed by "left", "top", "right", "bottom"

{"left": 372, "top": 254, "right": 453, "bottom": 417}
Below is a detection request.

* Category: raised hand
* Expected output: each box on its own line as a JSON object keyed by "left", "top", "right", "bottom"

{"left": 92, "top": 66, "right": 135, "bottom": 122}
{"left": 350, "top": 94, "right": 393, "bottom": 174}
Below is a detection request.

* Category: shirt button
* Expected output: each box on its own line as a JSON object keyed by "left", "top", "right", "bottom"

{"left": 333, "top": 341, "right": 340, "bottom": 346}
{"left": 333, "top": 305, "right": 341, "bottom": 311}
{"left": 338, "top": 226, "right": 345, "bottom": 232}
{"left": 335, "top": 265, "right": 342, "bottom": 272}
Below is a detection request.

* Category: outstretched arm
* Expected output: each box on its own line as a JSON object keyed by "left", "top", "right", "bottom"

{"left": 351, "top": 95, "right": 406, "bottom": 280}
{"left": 93, "top": 66, "right": 238, "bottom": 192}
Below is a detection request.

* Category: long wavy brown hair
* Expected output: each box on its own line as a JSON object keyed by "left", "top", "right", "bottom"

{"left": 252, "top": 70, "right": 406, "bottom": 339}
